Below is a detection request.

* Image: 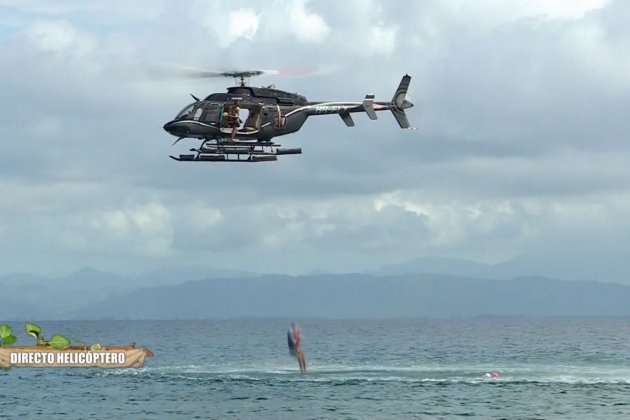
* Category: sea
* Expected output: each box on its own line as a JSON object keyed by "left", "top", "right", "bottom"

{"left": 2, "top": 318, "right": 630, "bottom": 419}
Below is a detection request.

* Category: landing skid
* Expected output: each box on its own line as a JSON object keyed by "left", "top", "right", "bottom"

{"left": 170, "top": 139, "right": 302, "bottom": 162}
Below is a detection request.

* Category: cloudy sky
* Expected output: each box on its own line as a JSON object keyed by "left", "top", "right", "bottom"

{"left": 1, "top": 0, "right": 630, "bottom": 279}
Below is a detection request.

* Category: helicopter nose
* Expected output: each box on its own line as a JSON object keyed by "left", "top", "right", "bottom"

{"left": 163, "top": 120, "right": 184, "bottom": 136}
{"left": 163, "top": 121, "right": 174, "bottom": 134}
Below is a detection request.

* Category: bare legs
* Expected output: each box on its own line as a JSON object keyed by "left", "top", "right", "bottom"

{"left": 297, "top": 349, "right": 307, "bottom": 374}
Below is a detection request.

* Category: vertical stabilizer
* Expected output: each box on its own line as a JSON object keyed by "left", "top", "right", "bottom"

{"left": 390, "top": 75, "right": 413, "bottom": 129}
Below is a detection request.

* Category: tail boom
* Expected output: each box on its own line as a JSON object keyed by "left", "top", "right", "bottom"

{"left": 304, "top": 74, "right": 414, "bottom": 128}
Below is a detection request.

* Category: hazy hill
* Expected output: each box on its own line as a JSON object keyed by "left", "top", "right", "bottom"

{"left": 376, "top": 255, "right": 630, "bottom": 284}
{"left": 0, "top": 298, "right": 42, "bottom": 321}
{"left": 5, "top": 262, "right": 630, "bottom": 320}
{"left": 70, "top": 273, "right": 630, "bottom": 320}
{"left": 0, "top": 268, "right": 132, "bottom": 317}
{"left": 132, "top": 266, "right": 258, "bottom": 286}
{"left": 375, "top": 257, "right": 501, "bottom": 279}
{"left": 0, "top": 266, "right": 260, "bottom": 319}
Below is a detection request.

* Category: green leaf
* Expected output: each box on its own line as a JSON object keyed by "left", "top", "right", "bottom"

{"left": 0, "top": 324, "right": 11, "bottom": 339}
{"left": 48, "top": 334, "right": 70, "bottom": 349}
{"left": 90, "top": 343, "right": 102, "bottom": 351}
{"left": 3, "top": 335, "right": 16, "bottom": 346}
{"left": 25, "top": 323, "right": 41, "bottom": 339}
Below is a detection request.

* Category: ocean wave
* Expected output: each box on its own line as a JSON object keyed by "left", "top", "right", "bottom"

{"left": 91, "top": 363, "right": 630, "bottom": 385}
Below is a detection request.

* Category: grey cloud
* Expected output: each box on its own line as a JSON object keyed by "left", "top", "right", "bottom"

{"left": 2, "top": 0, "right": 630, "bottom": 277}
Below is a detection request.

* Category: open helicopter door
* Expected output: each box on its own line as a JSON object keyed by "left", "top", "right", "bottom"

{"left": 273, "top": 105, "right": 287, "bottom": 129}
{"left": 242, "top": 104, "right": 263, "bottom": 132}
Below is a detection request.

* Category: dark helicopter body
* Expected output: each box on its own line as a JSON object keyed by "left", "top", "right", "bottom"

{"left": 163, "top": 73, "right": 413, "bottom": 162}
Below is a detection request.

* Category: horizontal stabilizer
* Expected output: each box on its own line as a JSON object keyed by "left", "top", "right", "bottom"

{"left": 391, "top": 108, "right": 410, "bottom": 129}
{"left": 340, "top": 111, "right": 355, "bottom": 127}
{"left": 362, "top": 94, "right": 377, "bottom": 120}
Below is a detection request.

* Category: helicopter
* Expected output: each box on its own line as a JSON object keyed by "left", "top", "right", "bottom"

{"left": 163, "top": 70, "right": 414, "bottom": 162}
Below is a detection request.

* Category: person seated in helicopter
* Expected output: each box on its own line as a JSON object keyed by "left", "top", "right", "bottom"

{"left": 221, "top": 107, "right": 229, "bottom": 128}
{"left": 227, "top": 101, "right": 241, "bottom": 141}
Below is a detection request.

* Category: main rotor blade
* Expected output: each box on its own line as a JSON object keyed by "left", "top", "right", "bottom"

{"left": 150, "top": 65, "right": 316, "bottom": 80}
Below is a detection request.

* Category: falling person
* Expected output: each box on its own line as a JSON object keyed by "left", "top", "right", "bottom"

{"left": 288, "top": 322, "right": 307, "bottom": 374}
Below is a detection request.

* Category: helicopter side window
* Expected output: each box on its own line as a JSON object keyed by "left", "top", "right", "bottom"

{"left": 175, "top": 103, "right": 195, "bottom": 119}
{"left": 192, "top": 107, "right": 203, "bottom": 121}
{"left": 203, "top": 105, "right": 221, "bottom": 123}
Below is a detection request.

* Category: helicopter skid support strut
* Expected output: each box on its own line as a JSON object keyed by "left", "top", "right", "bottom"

{"left": 170, "top": 139, "right": 301, "bottom": 162}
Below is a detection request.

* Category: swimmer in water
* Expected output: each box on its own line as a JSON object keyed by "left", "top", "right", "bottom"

{"left": 288, "top": 322, "right": 307, "bottom": 374}
{"left": 485, "top": 371, "right": 501, "bottom": 380}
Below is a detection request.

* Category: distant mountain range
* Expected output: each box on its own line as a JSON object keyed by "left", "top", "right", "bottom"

{"left": 375, "top": 255, "right": 630, "bottom": 283}
{"left": 2, "top": 258, "right": 630, "bottom": 320}
{"left": 0, "top": 266, "right": 258, "bottom": 320}
{"left": 375, "top": 257, "right": 502, "bottom": 278}
{"left": 70, "top": 274, "right": 630, "bottom": 320}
